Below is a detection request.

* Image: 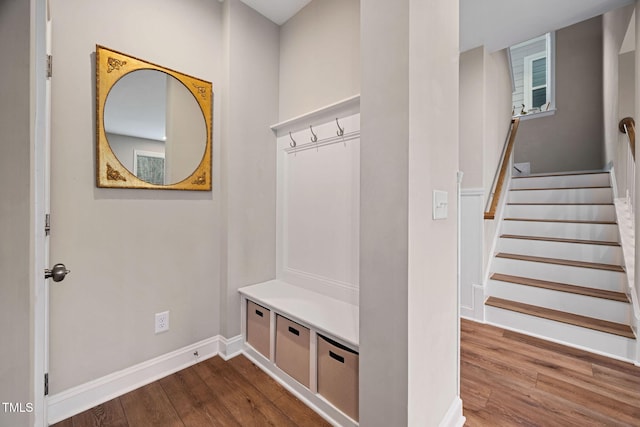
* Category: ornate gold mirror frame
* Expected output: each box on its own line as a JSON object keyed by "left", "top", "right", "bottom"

{"left": 96, "top": 45, "right": 212, "bottom": 190}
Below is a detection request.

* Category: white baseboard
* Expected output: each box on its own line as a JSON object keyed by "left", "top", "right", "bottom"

{"left": 48, "top": 336, "right": 464, "bottom": 427}
{"left": 47, "top": 334, "right": 240, "bottom": 425}
{"left": 460, "top": 284, "right": 486, "bottom": 321}
{"left": 218, "top": 334, "right": 244, "bottom": 360}
{"left": 438, "top": 396, "right": 466, "bottom": 427}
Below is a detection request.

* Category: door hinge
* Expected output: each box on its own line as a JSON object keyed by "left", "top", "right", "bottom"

{"left": 44, "top": 373, "right": 49, "bottom": 396}
{"left": 45, "top": 214, "right": 51, "bottom": 236}
{"left": 47, "top": 55, "right": 52, "bottom": 78}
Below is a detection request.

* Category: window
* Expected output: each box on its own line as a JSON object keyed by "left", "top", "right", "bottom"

{"left": 524, "top": 53, "right": 547, "bottom": 109}
{"left": 509, "top": 33, "right": 555, "bottom": 117}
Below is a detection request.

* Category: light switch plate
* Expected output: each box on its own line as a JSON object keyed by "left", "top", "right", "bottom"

{"left": 433, "top": 190, "right": 448, "bottom": 220}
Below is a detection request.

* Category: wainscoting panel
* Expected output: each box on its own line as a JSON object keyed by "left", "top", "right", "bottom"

{"left": 275, "top": 112, "right": 360, "bottom": 304}
{"left": 460, "top": 188, "right": 484, "bottom": 320}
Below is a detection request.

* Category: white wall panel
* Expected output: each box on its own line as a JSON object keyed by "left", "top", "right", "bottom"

{"left": 276, "top": 113, "right": 360, "bottom": 303}
{"left": 460, "top": 189, "right": 484, "bottom": 320}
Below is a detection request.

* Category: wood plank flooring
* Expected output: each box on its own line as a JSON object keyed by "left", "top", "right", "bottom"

{"left": 50, "top": 356, "right": 330, "bottom": 427}
{"left": 52, "top": 320, "right": 640, "bottom": 426}
{"left": 461, "top": 318, "right": 640, "bottom": 426}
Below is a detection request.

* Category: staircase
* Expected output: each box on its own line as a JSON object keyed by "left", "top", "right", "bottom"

{"left": 484, "top": 171, "right": 638, "bottom": 362}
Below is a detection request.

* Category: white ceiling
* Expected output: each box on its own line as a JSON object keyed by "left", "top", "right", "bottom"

{"left": 240, "top": 0, "right": 634, "bottom": 52}
{"left": 239, "top": 0, "right": 311, "bottom": 25}
{"left": 461, "top": 0, "right": 634, "bottom": 52}
{"left": 621, "top": 10, "right": 636, "bottom": 54}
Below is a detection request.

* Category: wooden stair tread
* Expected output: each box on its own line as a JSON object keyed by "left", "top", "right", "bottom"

{"left": 512, "top": 171, "right": 608, "bottom": 179}
{"left": 507, "top": 202, "right": 614, "bottom": 206}
{"left": 504, "top": 218, "right": 616, "bottom": 225}
{"left": 490, "top": 273, "right": 629, "bottom": 302}
{"left": 485, "top": 297, "right": 635, "bottom": 339}
{"left": 495, "top": 253, "right": 625, "bottom": 272}
{"left": 510, "top": 186, "right": 610, "bottom": 191}
{"left": 500, "top": 234, "right": 620, "bottom": 247}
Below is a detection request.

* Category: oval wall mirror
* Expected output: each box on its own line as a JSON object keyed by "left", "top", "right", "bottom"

{"left": 96, "top": 45, "right": 212, "bottom": 190}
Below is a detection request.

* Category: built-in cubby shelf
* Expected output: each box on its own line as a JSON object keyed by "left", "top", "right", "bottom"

{"left": 239, "top": 280, "right": 359, "bottom": 427}
{"left": 240, "top": 97, "right": 361, "bottom": 427}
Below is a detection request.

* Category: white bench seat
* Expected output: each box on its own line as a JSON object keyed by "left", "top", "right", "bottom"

{"left": 239, "top": 279, "right": 359, "bottom": 349}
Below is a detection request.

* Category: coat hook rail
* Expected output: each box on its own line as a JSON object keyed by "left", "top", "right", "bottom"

{"left": 336, "top": 118, "right": 344, "bottom": 136}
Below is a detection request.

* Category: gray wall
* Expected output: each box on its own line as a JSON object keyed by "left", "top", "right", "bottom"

{"left": 459, "top": 46, "right": 513, "bottom": 273}
{"left": 515, "top": 16, "right": 605, "bottom": 173}
{"left": 219, "top": 0, "right": 279, "bottom": 338}
{"left": 48, "top": 0, "right": 278, "bottom": 393}
{"left": 619, "top": 51, "right": 636, "bottom": 119}
{"left": 360, "top": 0, "right": 409, "bottom": 422}
{"left": 603, "top": 5, "right": 634, "bottom": 170}
{"left": 361, "top": 0, "right": 460, "bottom": 424}
{"left": 460, "top": 47, "right": 485, "bottom": 188}
{"left": 459, "top": 47, "right": 513, "bottom": 191}
{"left": 0, "top": 1, "right": 32, "bottom": 426}
{"left": 279, "top": 0, "right": 360, "bottom": 121}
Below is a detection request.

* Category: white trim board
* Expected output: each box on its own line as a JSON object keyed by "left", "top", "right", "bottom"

{"left": 47, "top": 335, "right": 236, "bottom": 425}
{"left": 270, "top": 95, "right": 360, "bottom": 137}
{"left": 219, "top": 334, "right": 244, "bottom": 361}
{"left": 438, "top": 396, "right": 466, "bottom": 427}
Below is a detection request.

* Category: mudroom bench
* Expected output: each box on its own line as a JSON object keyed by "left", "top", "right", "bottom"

{"left": 239, "top": 280, "right": 359, "bottom": 426}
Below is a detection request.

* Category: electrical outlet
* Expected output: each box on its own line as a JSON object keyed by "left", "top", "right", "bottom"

{"left": 155, "top": 311, "right": 169, "bottom": 334}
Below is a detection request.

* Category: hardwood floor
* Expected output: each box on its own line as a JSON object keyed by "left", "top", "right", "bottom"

{"left": 50, "top": 356, "right": 330, "bottom": 427}
{"left": 461, "top": 318, "right": 640, "bottom": 426}
{"left": 53, "top": 320, "right": 640, "bottom": 426}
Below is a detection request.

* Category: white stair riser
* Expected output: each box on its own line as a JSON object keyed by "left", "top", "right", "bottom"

{"left": 497, "top": 238, "right": 623, "bottom": 265}
{"left": 510, "top": 173, "right": 610, "bottom": 189}
{"left": 487, "top": 280, "right": 631, "bottom": 324}
{"left": 501, "top": 220, "right": 619, "bottom": 242}
{"left": 485, "top": 307, "right": 636, "bottom": 362}
{"left": 492, "top": 257, "right": 626, "bottom": 291}
{"left": 505, "top": 204, "right": 615, "bottom": 222}
{"left": 508, "top": 188, "right": 613, "bottom": 204}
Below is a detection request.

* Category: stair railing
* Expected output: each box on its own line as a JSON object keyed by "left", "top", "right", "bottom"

{"left": 619, "top": 117, "right": 635, "bottom": 160}
{"left": 618, "top": 117, "right": 640, "bottom": 360}
{"left": 484, "top": 117, "right": 520, "bottom": 220}
{"left": 619, "top": 117, "right": 636, "bottom": 214}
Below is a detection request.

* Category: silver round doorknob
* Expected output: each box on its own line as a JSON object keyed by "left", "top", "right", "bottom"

{"left": 45, "top": 263, "right": 70, "bottom": 282}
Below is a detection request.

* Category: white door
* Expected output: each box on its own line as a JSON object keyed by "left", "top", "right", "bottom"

{"left": 34, "top": 1, "right": 70, "bottom": 425}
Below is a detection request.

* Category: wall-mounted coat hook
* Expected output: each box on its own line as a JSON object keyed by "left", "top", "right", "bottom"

{"left": 310, "top": 125, "right": 318, "bottom": 143}
{"left": 289, "top": 131, "right": 297, "bottom": 148}
{"left": 336, "top": 118, "right": 344, "bottom": 137}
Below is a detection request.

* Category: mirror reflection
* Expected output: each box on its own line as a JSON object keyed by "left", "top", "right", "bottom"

{"left": 104, "top": 70, "right": 206, "bottom": 185}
